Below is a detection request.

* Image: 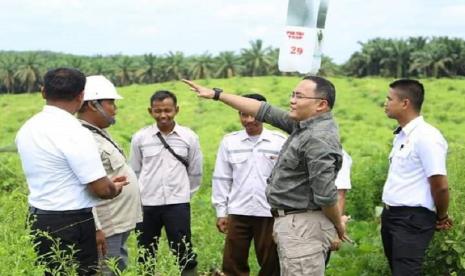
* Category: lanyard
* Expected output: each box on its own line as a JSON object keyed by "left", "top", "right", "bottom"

{"left": 81, "top": 124, "right": 125, "bottom": 157}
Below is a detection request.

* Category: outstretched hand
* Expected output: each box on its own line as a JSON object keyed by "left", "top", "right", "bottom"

{"left": 182, "top": 79, "right": 215, "bottom": 99}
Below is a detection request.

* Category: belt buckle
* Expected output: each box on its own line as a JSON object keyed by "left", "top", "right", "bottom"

{"left": 278, "top": 209, "right": 285, "bottom": 217}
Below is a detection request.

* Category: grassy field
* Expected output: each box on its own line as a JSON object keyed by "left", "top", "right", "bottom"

{"left": 0, "top": 76, "right": 464, "bottom": 275}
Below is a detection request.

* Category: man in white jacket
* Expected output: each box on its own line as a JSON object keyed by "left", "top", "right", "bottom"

{"left": 212, "top": 94, "right": 286, "bottom": 276}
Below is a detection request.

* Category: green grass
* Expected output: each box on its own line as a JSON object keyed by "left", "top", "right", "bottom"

{"left": 1, "top": 76, "right": 464, "bottom": 275}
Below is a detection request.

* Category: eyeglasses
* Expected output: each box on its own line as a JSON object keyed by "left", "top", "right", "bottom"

{"left": 290, "top": 91, "right": 326, "bottom": 100}
{"left": 239, "top": 111, "right": 253, "bottom": 117}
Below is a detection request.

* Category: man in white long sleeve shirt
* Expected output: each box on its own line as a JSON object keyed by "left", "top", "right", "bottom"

{"left": 130, "top": 90, "right": 202, "bottom": 276}
{"left": 212, "top": 94, "right": 286, "bottom": 276}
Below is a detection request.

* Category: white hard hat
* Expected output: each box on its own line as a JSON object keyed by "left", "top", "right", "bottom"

{"left": 84, "top": 75, "right": 123, "bottom": 101}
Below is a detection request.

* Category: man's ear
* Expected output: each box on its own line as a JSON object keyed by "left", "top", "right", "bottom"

{"left": 401, "top": 98, "right": 410, "bottom": 110}
{"left": 41, "top": 88, "right": 46, "bottom": 99}
{"left": 147, "top": 107, "right": 152, "bottom": 115}
{"left": 77, "top": 91, "right": 85, "bottom": 104}
{"left": 175, "top": 106, "right": 179, "bottom": 114}
{"left": 317, "top": 99, "right": 329, "bottom": 111}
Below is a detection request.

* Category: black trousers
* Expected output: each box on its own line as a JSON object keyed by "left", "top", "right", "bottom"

{"left": 381, "top": 206, "right": 436, "bottom": 276}
{"left": 28, "top": 212, "right": 97, "bottom": 276}
{"left": 136, "top": 203, "right": 197, "bottom": 271}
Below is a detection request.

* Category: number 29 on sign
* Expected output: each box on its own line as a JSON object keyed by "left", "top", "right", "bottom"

{"left": 290, "top": 46, "right": 303, "bottom": 55}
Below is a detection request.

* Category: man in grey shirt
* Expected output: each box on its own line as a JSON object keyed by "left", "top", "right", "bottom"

{"left": 183, "top": 76, "right": 349, "bottom": 275}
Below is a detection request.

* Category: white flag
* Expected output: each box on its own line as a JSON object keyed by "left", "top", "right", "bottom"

{"left": 279, "top": 0, "right": 329, "bottom": 74}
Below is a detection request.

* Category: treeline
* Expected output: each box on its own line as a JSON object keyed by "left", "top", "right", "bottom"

{"left": 0, "top": 40, "right": 311, "bottom": 94}
{"left": 344, "top": 36, "right": 465, "bottom": 78}
{"left": 1, "top": 37, "right": 464, "bottom": 94}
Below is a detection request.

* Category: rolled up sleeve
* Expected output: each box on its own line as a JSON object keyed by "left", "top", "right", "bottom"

{"left": 255, "top": 102, "right": 295, "bottom": 134}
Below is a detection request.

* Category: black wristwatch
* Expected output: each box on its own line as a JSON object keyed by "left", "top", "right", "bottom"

{"left": 212, "top": 87, "right": 223, "bottom": 101}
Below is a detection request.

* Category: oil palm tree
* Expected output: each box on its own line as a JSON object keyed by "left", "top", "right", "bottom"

{"left": 14, "top": 53, "right": 42, "bottom": 92}
{"left": 240, "top": 39, "right": 272, "bottom": 76}
{"left": 189, "top": 52, "right": 214, "bottom": 80}
{"left": 215, "top": 51, "right": 241, "bottom": 78}
{"left": 0, "top": 56, "right": 18, "bottom": 93}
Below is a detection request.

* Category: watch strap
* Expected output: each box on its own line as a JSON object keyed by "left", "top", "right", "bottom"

{"left": 213, "top": 88, "right": 223, "bottom": 101}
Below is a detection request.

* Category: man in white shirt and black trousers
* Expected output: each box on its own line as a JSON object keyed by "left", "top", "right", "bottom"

{"left": 130, "top": 90, "right": 202, "bottom": 276}
{"left": 212, "top": 93, "right": 286, "bottom": 276}
{"left": 382, "top": 79, "right": 452, "bottom": 275}
{"left": 16, "top": 68, "right": 128, "bottom": 275}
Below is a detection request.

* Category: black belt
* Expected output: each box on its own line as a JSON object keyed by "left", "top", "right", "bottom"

{"left": 270, "top": 208, "right": 312, "bottom": 218}
{"left": 29, "top": 207, "right": 92, "bottom": 215}
{"left": 384, "top": 205, "right": 433, "bottom": 214}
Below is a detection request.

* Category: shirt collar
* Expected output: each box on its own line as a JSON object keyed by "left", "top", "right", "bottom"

{"left": 393, "top": 126, "right": 402, "bottom": 134}
{"left": 152, "top": 122, "right": 179, "bottom": 136}
{"left": 401, "top": 116, "right": 424, "bottom": 136}
{"left": 43, "top": 105, "right": 77, "bottom": 120}
{"left": 298, "top": 112, "right": 333, "bottom": 129}
{"left": 238, "top": 129, "right": 272, "bottom": 142}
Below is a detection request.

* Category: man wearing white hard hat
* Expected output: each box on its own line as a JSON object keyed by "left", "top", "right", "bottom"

{"left": 78, "top": 75, "right": 142, "bottom": 275}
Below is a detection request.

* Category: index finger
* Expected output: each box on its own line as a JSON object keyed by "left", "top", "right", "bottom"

{"left": 181, "top": 79, "right": 196, "bottom": 88}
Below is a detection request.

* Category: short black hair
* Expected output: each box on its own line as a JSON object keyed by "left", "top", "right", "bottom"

{"left": 43, "top": 68, "right": 86, "bottom": 101}
{"left": 302, "top": 75, "right": 336, "bottom": 109}
{"left": 150, "top": 90, "right": 177, "bottom": 106}
{"left": 389, "top": 79, "right": 424, "bottom": 112}
{"left": 242, "top": 93, "right": 267, "bottom": 102}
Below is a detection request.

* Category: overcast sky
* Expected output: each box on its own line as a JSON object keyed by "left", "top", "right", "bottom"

{"left": 1, "top": 0, "right": 464, "bottom": 64}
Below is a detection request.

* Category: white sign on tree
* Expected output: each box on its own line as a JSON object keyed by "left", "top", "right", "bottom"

{"left": 278, "top": 0, "right": 330, "bottom": 74}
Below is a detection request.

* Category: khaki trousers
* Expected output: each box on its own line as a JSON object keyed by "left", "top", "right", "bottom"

{"left": 272, "top": 211, "right": 336, "bottom": 276}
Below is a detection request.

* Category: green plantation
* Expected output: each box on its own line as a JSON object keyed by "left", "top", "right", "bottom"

{"left": 0, "top": 76, "right": 464, "bottom": 275}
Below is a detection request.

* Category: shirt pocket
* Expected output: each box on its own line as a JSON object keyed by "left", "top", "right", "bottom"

{"left": 171, "top": 144, "right": 189, "bottom": 158}
{"left": 142, "top": 145, "right": 163, "bottom": 159}
{"left": 228, "top": 152, "right": 249, "bottom": 164}
{"left": 101, "top": 143, "right": 125, "bottom": 173}
{"left": 259, "top": 149, "right": 279, "bottom": 163}
{"left": 392, "top": 144, "right": 413, "bottom": 164}
{"left": 106, "top": 147, "right": 126, "bottom": 171}
{"left": 281, "top": 155, "right": 300, "bottom": 170}
{"left": 259, "top": 150, "right": 279, "bottom": 176}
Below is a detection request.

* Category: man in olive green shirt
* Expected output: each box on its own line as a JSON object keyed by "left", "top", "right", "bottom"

{"left": 183, "top": 76, "right": 349, "bottom": 275}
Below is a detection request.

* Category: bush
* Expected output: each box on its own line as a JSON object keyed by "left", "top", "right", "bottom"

{"left": 423, "top": 144, "right": 465, "bottom": 275}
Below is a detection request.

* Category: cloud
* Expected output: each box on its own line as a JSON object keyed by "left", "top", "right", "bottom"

{"left": 440, "top": 4, "right": 465, "bottom": 22}
{"left": 217, "top": 3, "right": 283, "bottom": 21}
